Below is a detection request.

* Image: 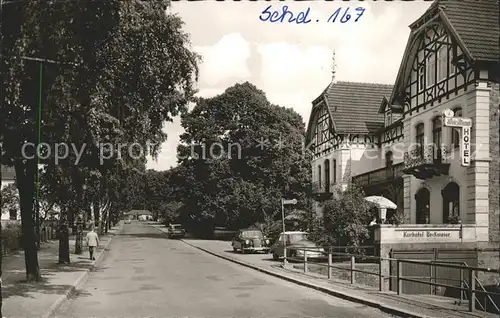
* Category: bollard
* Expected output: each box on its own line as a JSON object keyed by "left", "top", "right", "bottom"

{"left": 350, "top": 256, "right": 355, "bottom": 284}
{"left": 328, "top": 252, "right": 332, "bottom": 279}
{"left": 468, "top": 269, "right": 475, "bottom": 312}
{"left": 303, "top": 249, "right": 308, "bottom": 273}
{"left": 397, "top": 260, "right": 403, "bottom": 295}
{"left": 379, "top": 259, "right": 384, "bottom": 291}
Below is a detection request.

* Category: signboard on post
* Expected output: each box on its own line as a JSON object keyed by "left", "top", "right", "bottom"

{"left": 442, "top": 109, "right": 472, "bottom": 167}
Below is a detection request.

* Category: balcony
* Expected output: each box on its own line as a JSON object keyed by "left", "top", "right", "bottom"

{"left": 311, "top": 181, "right": 334, "bottom": 201}
{"left": 403, "top": 145, "right": 451, "bottom": 180}
{"left": 351, "top": 162, "right": 404, "bottom": 187}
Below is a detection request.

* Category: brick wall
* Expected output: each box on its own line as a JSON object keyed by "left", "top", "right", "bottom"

{"left": 489, "top": 83, "right": 500, "bottom": 243}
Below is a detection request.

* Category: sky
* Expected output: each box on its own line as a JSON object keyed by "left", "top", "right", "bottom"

{"left": 146, "top": 0, "right": 433, "bottom": 171}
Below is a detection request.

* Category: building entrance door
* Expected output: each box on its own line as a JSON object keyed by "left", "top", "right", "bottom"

{"left": 415, "top": 188, "right": 430, "bottom": 224}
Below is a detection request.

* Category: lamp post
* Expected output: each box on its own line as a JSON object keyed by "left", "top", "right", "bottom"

{"left": 281, "top": 198, "right": 297, "bottom": 268}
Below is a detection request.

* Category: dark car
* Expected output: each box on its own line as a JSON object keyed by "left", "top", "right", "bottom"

{"left": 167, "top": 224, "right": 186, "bottom": 239}
{"left": 231, "top": 229, "right": 271, "bottom": 253}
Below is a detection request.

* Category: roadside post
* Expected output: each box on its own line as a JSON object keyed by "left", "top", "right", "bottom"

{"left": 281, "top": 198, "right": 297, "bottom": 268}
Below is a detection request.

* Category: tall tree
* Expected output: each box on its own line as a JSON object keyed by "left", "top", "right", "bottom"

{"left": 176, "top": 82, "right": 311, "bottom": 236}
{"left": 1, "top": 0, "right": 198, "bottom": 274}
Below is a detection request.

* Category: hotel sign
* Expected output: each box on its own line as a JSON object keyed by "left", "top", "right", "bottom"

{"left": 442, "top": 109, "right": 472, "bottom": 167}
{"left": 398, "top": 230, "right": 459, "bottom": 241}
{"left": 443, "top": 117, "right": 472, "bottom": 127}
{"left": 461, "top": 127, "right": 470, "bottom": 166}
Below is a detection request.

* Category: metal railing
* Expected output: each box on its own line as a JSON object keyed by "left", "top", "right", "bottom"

{"left": 285, "top": 246, "right": 500, "bottom": 314}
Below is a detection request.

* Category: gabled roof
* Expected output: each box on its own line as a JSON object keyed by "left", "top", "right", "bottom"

{"left": 390, "top": 0, "right": 499, "bottom": 104}
{"left": 1, "top": 165, "right": 15, "bottom": 181}
{"left": 313, "top": 81, "right": 393, "bottom": 134}
{"left": 435, "top": 0, "right": 499, "bottom": 62}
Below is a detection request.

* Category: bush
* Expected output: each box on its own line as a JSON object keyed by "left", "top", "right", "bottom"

{"left": 309, "top": 184, "right": 375, "bottom": 254}
{"left": 2, "top": 223, "right": 22, "bottom": 254}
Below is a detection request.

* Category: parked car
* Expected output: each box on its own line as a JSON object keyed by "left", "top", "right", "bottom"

{"left": 167, "top": 224, "right": 186, "bottom": 239}
{"left": 124, "top": 219, "right": 131, "bottom": 224}
{"left": 271, "top": 231, "right": 325, "bottom": 261}
{"left": 231, "top": 229, "right": 271, "bottom": 253}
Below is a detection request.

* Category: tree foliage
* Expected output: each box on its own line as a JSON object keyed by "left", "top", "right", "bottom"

{"left": 309, "top": 185, "right": 376, "bottom": 254}
{"left": 0, "top": 184, "right": 19, "bottom": 217}
{"left": 0, "top": 0, "right": 199, "bottom": 278}
{"left": 173, "top": 82, "right": 311, "bottom": 237}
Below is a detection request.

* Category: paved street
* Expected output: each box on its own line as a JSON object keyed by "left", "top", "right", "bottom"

{"left": 54, "top": 222, "right": 393, "bottom": 317}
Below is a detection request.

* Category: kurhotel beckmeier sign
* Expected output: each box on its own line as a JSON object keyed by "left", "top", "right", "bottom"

{"left": 442, "top": 109, "right": 472, "bottom": 166}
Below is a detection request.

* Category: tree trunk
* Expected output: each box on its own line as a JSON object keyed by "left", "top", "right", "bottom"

{"left": 15, "top": 162, "right": 41, "bottom": 282}
{"left": 74, "top": 218, "right": 83, "bottom": 254}
{"left": 105, "top": 210, "right": 109, "bottom": 233}
{"left": 93, "top": 201, "right": 100, "bottom": 229}
{"left": 58, "top": 207, "right": 70, "bottom": 264}
{"left": 0, "top": 166, "right": 3, "bottom": 318}
{"left": 99, "top": 208, "right": 106, "bottom": 235}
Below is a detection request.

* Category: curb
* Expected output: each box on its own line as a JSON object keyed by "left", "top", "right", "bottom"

{"left": 180, "top": 239, "right": 429, "bottom": 318}
{"left": 42, "top": 222, "right": 124, "bottom": 318}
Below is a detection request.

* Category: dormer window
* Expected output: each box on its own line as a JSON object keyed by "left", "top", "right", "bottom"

{"left": 418, "top": 66, "right": 425, "bottom": 91}
{"left": 426, "top": 52, "right": 436, "bottom": 87}
{"left": 385, "top": 109, "right": 392, "bottom": 126}
{"left": 437, "top": 45, "right": 447, "bottom": 81}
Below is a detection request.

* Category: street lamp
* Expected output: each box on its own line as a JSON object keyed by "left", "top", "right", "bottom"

{"left": 281, "top": 198, "right": 297, "bottom": 268}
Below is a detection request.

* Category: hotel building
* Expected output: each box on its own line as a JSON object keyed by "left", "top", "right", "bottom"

{"left": 305, "top": 0, "right": 499, "bottom": 285}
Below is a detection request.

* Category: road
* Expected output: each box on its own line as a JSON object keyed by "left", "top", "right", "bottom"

{"left": 54, "top": 222, "right": 394, "bottom": 318}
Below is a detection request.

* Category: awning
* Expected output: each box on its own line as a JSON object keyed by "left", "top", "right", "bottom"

{"left": 364, "top": 196, "right": 397, "bottom": 209}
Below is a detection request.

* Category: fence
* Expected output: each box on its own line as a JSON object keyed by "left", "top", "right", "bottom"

{"left": 1, "top": 220, "right": 59, "bottom": 255}
{"left": 286, "top": 246, "right": 500, "bottom": 315}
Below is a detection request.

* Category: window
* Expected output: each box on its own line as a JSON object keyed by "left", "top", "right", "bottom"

{"left": 415, "top": 123, "right": 425, "bottom": 157}
{"left": 385, "top": 151, "right": 393, "bottom": 167}
{"left": 332, "top": 159, "right": 337, "bottom": 184}
{"left": 442, "top": 182, "right": 459, "bottom": 223}
{"left": 317, "top": 165, "right": 322, "bottom": 187}
{"left": 449, "top": 46, "right": 456, "bottom": 76}
{"left": 451, "top": 107, "right": 462, "bottom": 149}
{"left": 318, "top": 121, "right": 324, "bottom": 143}
{"left": 385, "top": 109, "right": 392, "bottom": 126}
{"left": 324, "top": 159, "right": 330, "bottom": 192}
{"left": 426, "top": 53, "right": 436, "bottom": 87}
{"left": 437, "top": 45, "right": 447, "bottom": 81}
{"left": 286, "top": 233, "right": 308, "bottom": 243}
{"left": 241, "top": 230, "right": 264, "bottom": 238}
{"left": 415, "top": 188, "right": 430, "bottom": 224}
{"left": 418, "top": 66, "right": 425, "bottom": 91}
{"left": 9, "top": 208, "right": 17, "bottom": 220}
{"left": 432, "top": 117, "right": 442, "bottom": 161}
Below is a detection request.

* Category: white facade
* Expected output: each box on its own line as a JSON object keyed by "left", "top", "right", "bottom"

{"left": 307, "top": 4, "right": 499, "bottom": 247}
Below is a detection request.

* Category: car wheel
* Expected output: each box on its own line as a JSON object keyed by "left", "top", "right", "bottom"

{"left": 273, "top": 253, "right": 279, "bottom": 261}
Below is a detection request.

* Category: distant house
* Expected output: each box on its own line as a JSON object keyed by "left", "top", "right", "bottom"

{"left": 1, "top": 165, "right": 18, "bottom": 220}
{"left": 127, "top": 210, "right": 153, "bottom": 221}
{"left": 1, "top": 165, "right": 15, "bottom": 189}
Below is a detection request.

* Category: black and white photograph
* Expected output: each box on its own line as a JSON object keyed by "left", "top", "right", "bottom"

{"left": 0, "top": 0, "right": 499, "bottom": 317}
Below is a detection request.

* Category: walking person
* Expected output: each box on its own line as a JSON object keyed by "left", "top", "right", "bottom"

{"left": 86, "top": 226, "right": 99, "bottom": 260}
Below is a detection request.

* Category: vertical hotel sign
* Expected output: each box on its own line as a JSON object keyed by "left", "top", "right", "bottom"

{"left": 442, "top": 109, "right": 472, "bottom": 166}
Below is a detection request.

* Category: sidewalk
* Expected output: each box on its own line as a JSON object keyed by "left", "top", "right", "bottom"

{"left": 177, "top": 238, "right": 498, "bottom": 318}
{"left": 2, "top": 222, "right": 123, "bottom": 318}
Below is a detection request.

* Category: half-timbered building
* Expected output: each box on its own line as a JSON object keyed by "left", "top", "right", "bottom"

{"left": 306, "top": 0, "right": 499, "bottom": 288}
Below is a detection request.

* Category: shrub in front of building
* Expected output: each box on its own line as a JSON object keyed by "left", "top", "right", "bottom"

{"left": 309, "top": 184, "right": 375, "bottom": 255}
{"left": 2, "top": 223, "right": 22, "bottom": 254}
